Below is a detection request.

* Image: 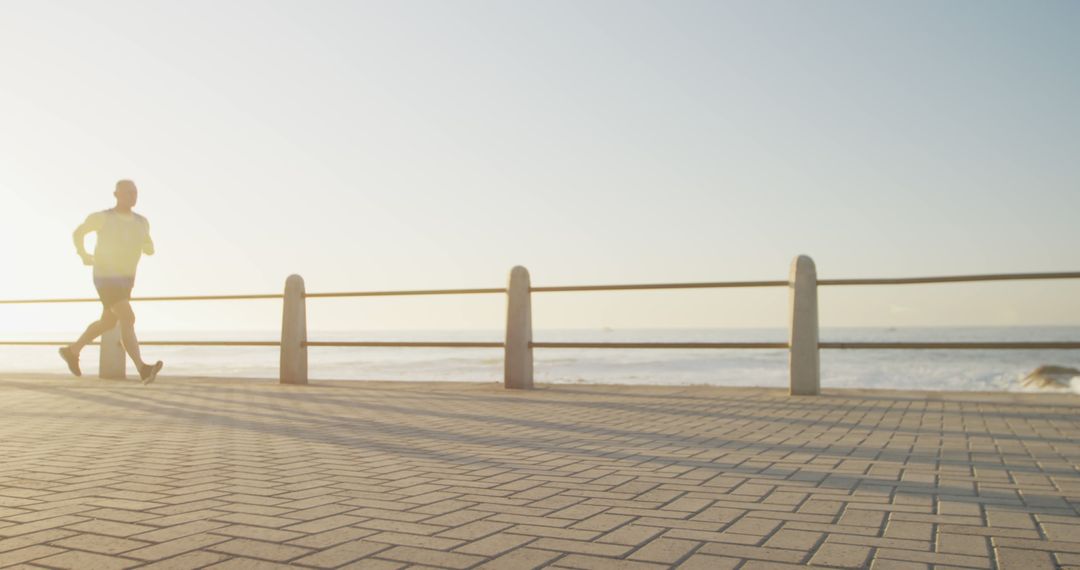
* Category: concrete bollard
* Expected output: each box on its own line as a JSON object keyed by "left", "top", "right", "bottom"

{"left": 788, "top": 255, "right": 820, "bottom": 395}
{"left": 98, "top": 323, "right": 126, "bottom": 379}
{"left": 504, "top": 265, "right": 534, "bottom": 389}
{"left": 280, "top": 274, "right": 308, "bottom": 385}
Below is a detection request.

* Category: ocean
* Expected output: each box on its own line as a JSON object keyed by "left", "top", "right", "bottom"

{"left": 2, "top": 327, "right": 1078, "bottom": 392}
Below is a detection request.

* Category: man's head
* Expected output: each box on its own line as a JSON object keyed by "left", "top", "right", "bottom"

{"left": 114, "top": 179, "right": 138, "bottom": 209}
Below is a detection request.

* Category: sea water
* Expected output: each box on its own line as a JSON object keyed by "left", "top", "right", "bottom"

{"left": 2, "top": 327, "right": 1078, "bottom": 392}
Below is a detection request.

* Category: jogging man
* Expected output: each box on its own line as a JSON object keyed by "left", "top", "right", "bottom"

{"left": 59, "top": 180, "right": 163, "bottom": 384}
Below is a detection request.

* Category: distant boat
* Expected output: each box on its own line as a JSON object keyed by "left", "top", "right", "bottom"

{"left": 1021, "top": 365, "right": 1080, "bottom": 389}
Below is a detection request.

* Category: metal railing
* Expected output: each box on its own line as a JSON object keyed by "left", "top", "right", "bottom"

{"left": 1, "top": 259, "right": 1077, "bottom": 394}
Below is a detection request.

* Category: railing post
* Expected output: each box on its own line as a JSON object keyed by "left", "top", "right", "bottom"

{"left": 504, "top": 265, "right": 533, "bottom": 389}
{"left": 280, "top": 274, "right": 308, "bottom": 385}
{"left": 789, "top": 255, "right": 820, "bottom": 395}
{"left": 98, "top": 323, "right": 126, "bottom": 379}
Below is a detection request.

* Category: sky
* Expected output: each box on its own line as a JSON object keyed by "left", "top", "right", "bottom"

{"left": 1, "top": 0, "right": 1078, "bottom": 334}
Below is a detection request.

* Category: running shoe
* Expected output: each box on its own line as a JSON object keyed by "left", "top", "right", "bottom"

{"left": 140, "top": 361, "right": 164, "bottom": 385}
{"left": 58, "top": 346, "right": 82, "bottom": 377}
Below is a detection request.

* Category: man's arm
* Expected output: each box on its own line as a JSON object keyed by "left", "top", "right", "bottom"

{"left": 142, "top": 219, "right": 155, "bottom": 255}
{"left": 73, "top": 213, "right": 102, "bottom": 266}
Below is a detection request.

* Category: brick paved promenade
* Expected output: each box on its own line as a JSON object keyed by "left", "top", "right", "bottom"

{"left": 1, "top": 375, "right": 1078, "bottom": 569}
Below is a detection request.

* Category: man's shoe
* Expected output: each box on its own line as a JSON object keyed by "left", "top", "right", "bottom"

{"left": 140, "top": 361, "right": 163, "bottom": 385}
{"left": 58, "top": 346, "right": 82, "bottom": 377}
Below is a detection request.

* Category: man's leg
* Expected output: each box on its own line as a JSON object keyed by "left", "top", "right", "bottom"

{"left": 60, "top": 306, "right": 119, "bottom": 377}
{"left": 111, "top": 300, "right": 148, "bottom": 370}
{"left": 69, "top": 307, "right": 118, "bottom": 355}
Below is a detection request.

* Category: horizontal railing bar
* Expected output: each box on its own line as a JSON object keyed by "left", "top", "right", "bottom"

{"left": 306, "top": 288, "right": 506, "bottom": 298}
{"left": 820, "top": 271, "right": 1080, "bottom": 286}
{"left": 141, "top": 341, "right": 281, "bottom": 346}
{"left": 0, "top": 298, "right": 98, "bottom": 305}
{"left": 532, "top": 342, "right": 789, "bottom": 349}
{"left": 4, "top": 340, "right": 1077, "bottom": 350}
{"left": 821, "top": 341, "right": 1080, "bottom": 350}
{"left": 0, "top": 341, "right": 104, "bottom": 346}
{"left": 531, "top": 281, "right": 789, "bottom": 292}
{"left": 3, "top": 271, "right": 1077, "bottom": 305}
{"left": 135, "top": 294, "right": 283, "bottom": 301}
{"left": 305, "top": 341, "right": 504, "bottom": 348}
{"left": 0, "top": 294, "right": 284, "bottom": 305}
{"left": 0, "top": 341, "right": 280, "bottom": 347}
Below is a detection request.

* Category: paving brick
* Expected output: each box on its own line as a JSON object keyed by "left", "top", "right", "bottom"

{"left": 377, "top": 545, "right": 485, "bottom": 568}
{"left": 282, "top": 514, "right": 365, "bottom": 533}
{"left": 354, "top": 518, "right": 446, "bottom": 536}
{"left": 676, "top": 553, "right": 742, "bottom": 569}
{"left": 1038, "top": 522, "right": 1080, "bottom": 542}
{"left": 529, "top": 537, "right": 632, "bottom": 557}
{"left": 508, "top": 524, "right": 600, "bottom": 540}
{"left": 628, "top": 537, "right": 699, "bottom": 563}
{"left": 1057, "top": 552, "right": 1080, "bottom": 565}
{"left": 799, "top": 500, "right": 844, "bottom": 516}
{"left": 80, "top": 508, "right": 158, "bottom": 523}
{"left": 665, "top": 528, "right": 766, "bottom": 545}
{"left": 995, "top": 547, "right": 1057, "bottom": 569}
{"left": 290, "top": 539, "right": 391, "bottom": 568}
{"left": 739, "top": 561, "right": 828, "bottom": 569}
{"left": 558, "top": 553, "right": 669, "bottom": 569}
{"left": 0, "top": 515, "right": 88, "bottom": 537}
{"left": 809, "top": 543, "right": 873, "bottom": 568}
{"left": 874, "top": 547, "right": 991, "bottom": 567}
{"left": 765, "top": 529, "right": 823, "bottom": 550}
{"left": 419, "top": 509, "right": 488, "bottom": 528}
{"left": 364, "top": 531, "right": 464, "bottom": 550}
{"left": 286, "top": 526, "right": 378, "bottom": 548}
{"left": 993, "top": 537, "right": 1080, "bottom": 553}
{"left": 937, "top": 532, "right": 989, "bottom": 557}
{"left": 438, "top": 520, "right": 511, "bottom": 540}
{"left": 204, "top": 558, "right": 298, "bottom": 569}
{"left": 596, "top": 523, "right": 663, "bottom": 546}
{"left": 828, "top": 533, "right": 931, "bottom": 552}
{"left": 337, "top": 559, "right": 406, "bottom": 570}
{"left": 986, "top": 511, "right": 1036, "bottom": 530}
{"left": 50, "top": 534, "right": 149, "bottom": 554}
{"left": 550, "top": 504, "right": 608, "bottom": 520}
{"left": 283, "top": 503, "right": 355, "bottom": 520}
{"left": 884, "top": 520, "right": 933, "bottom": 541}
{"left": 32, "top": 550, "right": 140, "bottom": 569}
{"left": 572, "top": 513, "right": 634, "bottom": 532}
{"left": 869, "top": 560, "right": 929, "bottom": 570}
{"left": 663, "top": 498, "right": 713, "bottom": 513}
{"left": 725, "top": 516, "right": 783, "bottom": 537}
{"left": 209, "top": 537, "right": 312, "bottom": 561}
{"left": 475, "top": 547, "right": 561, "bottom": 569}
{"left": 125, "top": 532, "right": 231, "bottom": 561}
{"left": 939, "top": 524, "right": 1041, "bottom": 539}
{"left": 212, "top": 513, "right": 296, "bottom": 528}
{"left": 137, "top": 550, "right": 231, "bottom": 569}
{"left": 454, "top": 532, "right": 534, "bottom": 556}
{"left": 839, "top": 508, "right": 887, "bottom": 530}
{"left": 0, "top": 545, "right": 65, "bottom": 567}
{"left": 0, "top": 529, "right": 75, "bottom": 554}
{"left": 133, "top": 520, "right": 227, "bottom": 542}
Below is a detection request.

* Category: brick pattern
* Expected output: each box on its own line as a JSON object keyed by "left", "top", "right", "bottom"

{"left": 1, "top": 376, "right": 1078, "bottom": 569}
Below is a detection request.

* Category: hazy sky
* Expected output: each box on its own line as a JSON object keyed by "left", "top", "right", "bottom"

{"left": 1, "top": 0, "right": 1078, "bottom": 333}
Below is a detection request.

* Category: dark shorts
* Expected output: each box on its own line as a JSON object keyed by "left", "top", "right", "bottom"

{"left": 94, "top": 276, "right": 134, "bottom": 309}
